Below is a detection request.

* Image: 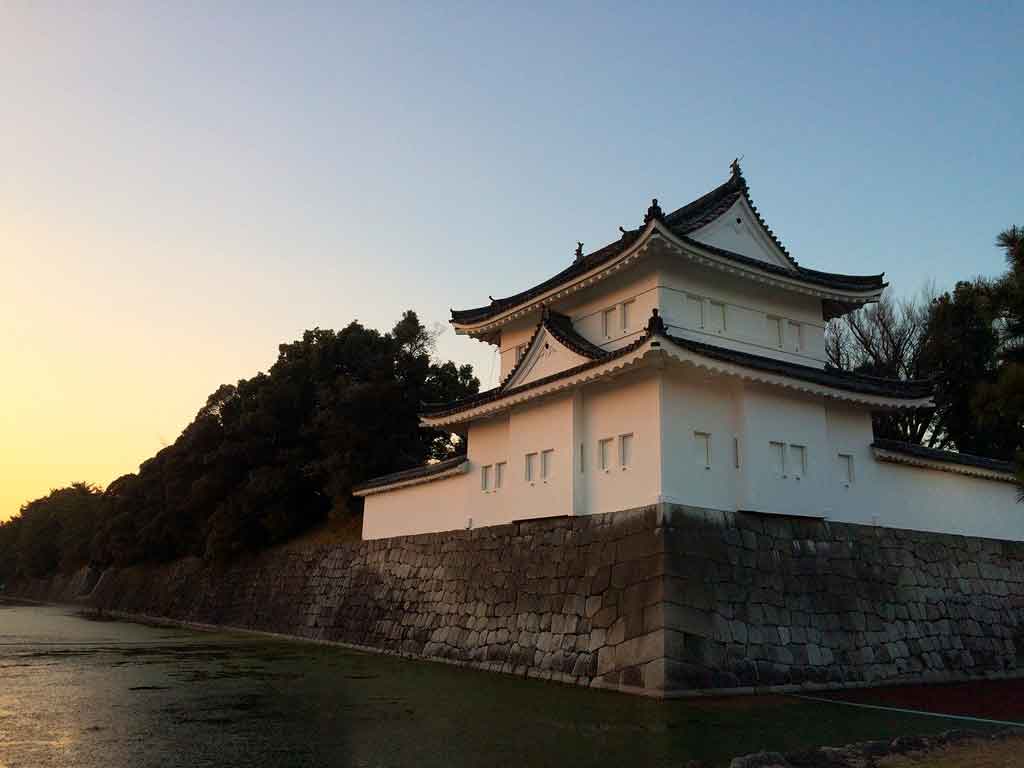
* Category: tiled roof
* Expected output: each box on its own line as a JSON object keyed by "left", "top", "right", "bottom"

{"left": 352, "top": 456, "right": 467, "bottom": 493}
{"left": 872, "top": 439, "right": 1016, "bottom": 474}
{"left": 421, "top": 322, "right": 930, "bottom": 420}
{"left": 422, "top": 331, "right": 654, "bottom": 418}
{"left": 663, "top": 335, "right": 931, "bottom": 400}
{"left": 496, "top": 310, "right": 607, "bottom": 390}
{"left": 451, "top": 165, "right": 884, "bottom": 326}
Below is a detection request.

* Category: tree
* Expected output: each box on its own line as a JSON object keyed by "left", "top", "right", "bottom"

{"left": 826, "top": 287, "right": 936, "bottom": 444}
{"left": 83, "top": 310, "right": 480, "bottom": 566}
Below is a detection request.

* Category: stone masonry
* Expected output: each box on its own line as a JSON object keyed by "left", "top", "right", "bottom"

{"left": 14, "top": 504, "right": 1024, "bottom": 696}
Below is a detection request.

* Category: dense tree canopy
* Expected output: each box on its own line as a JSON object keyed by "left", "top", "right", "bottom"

{"left": 0, "top": 311, "right": 478, "bottom": 580}
{"left": 827, "top": 226, "right": 1024, "bottom": 477}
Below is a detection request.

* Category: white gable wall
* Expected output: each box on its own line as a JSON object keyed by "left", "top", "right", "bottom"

{"left": 688, "top": 198, "right": 792, "bottom": 269}
{"left": 503, "top": 327, "right": 590, "bottom": 389}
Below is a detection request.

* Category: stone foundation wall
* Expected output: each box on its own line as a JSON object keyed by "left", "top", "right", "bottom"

{"left": 24, "top": 507, "right": 667, "bottom": 693}
{"left": 11, "top": 505, "right": 1024, "bottom": 696}
{"left": 659, "top": 505, "right": 1024, "bottom": 694}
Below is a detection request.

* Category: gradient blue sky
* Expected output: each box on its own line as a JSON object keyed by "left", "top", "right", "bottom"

{"left": 2, "top": 2, "right": 1021, "bottom": 518}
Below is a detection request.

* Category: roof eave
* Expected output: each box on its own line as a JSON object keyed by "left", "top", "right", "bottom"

{"left": 451, "top": 226, "right": 884, "bottom": 337}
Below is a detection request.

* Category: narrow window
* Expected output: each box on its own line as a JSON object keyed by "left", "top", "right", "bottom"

{"left": 494, "top": 461, "right": 506, "bottom": 489}
{"left": 786, "top": 321, "right": 802, "bottom": 352}
{"left": 481, "top": 465, "right": 492, "bottom": 491}
{"left": 599, "top": 438, "right": 614, "bottom": 471}
{"left": 770, "top": 441, "right": 786, "bottom": 477}
{"left": 789, "top": 444, "right": 806, "bottom": 479}
{"left": 541, "top": 449, "right": 554, "bottom": 480}
{"left": 525, "top": 453, "right": 537, "bottom": 482}
{"left": 837, "top": 453, "right": 854, "bottom": 486}
{"left": 579, "top": 443, "right": 585, "bottom": 473}
{"left": 694, "top": 431, "right": 711, "bottom": 469}
{"left": 621, "top": 299, "right": 635, "bottom": 331}
{"left": 733, "top": 436, "right": 741, "bottom": 469}
{"left": 767, "top": 316, "right": 783, "bottom": 348}
{"left": 708, "top": 301, "right": 726, "bottom": 333}
{"left": 602, "top": 307, "right": 616, "bottom": 339}
{"left": 619, "top": 433, "right": 634, "bottom": 468}
{"left": 685, "top": 294, "right": 704, "bottom": 329}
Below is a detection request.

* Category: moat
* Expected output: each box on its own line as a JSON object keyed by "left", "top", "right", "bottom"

{"left": 0, "top": 601, "right": 972, "bottom": 767}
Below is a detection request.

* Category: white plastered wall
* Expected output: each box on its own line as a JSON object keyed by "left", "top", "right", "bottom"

{"left": 578, "top": 370, "right": 662, "bottom": 515}
{"left": 824, "top": 404, "right": 1021, "bottom": 539}
{"left": 660, "top": 368, "right": 742, "bottom": 511}
{"left": 361, "top": 474, "right": 470, "bottom": 540}
{"left": 687, "top": 198, "right": 792, "bottom": 269}
{"left": 657, "top": 258, "right": 827, "bottom": 367}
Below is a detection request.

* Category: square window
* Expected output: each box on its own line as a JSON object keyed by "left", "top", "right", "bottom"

{"left": 602, "top": 307, "right": 617, "bottom": 338}
{"left": 837, "top": 453, "right": 854, "bottom": 485}
{"left": 541, "top": 449, "right": 554, "bottom": 480}
{"left": 770, "top": 441, "right": 786, "bottom": 477}
{"left": 599, "top": 438, "right": 614, "bottom": 471}
{"left": 621, "top": 300, "right": 635, "bottom": 331}
{"left": 789, "top": 445, "right": 806, "bottom": 478}
{"left": 619, "top": 433, "right": 634, "bottom": 468}
{"left": 525, "top": 453, "right": 537, "bottom": 482}
{"left": 494, "top": 461, "right": 506, "bottom": 489}
{"left": 481, "top": 465, "right": 492, "bottom": 491}
{"left": 694, "top": 432, "right": 711, "bottom": 468}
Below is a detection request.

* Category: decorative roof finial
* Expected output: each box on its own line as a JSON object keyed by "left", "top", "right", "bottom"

{"left": 646, "top": 307, "right": 666, "bottom": 336}
{"left": 643, "top": 198, "right": 664, "bottom": 226}
{"left": 619, "top": 226, "right": 627, "bottom": 235}
{"left": 574, "top": 241, "right": 584, "bottom": 261}
{"left": 730, "top": 155, "right": 744, "bottom": 177}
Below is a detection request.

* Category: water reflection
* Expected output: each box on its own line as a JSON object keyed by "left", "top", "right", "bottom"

{"left": 0, "top": 601, "right": 954, "bottom": 768}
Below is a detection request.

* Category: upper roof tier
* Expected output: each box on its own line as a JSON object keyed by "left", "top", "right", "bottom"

{"left": 451, "top": 163, "right": 886, "bottom": 334}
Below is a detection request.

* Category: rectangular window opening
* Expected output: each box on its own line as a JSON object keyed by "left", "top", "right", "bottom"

{"left": 579, "top": 443, "right": 584, "bottom": 474}
{"left": 694, "top": 432, "right": 711, "bottom": 469}
{"left": 598, "top": 438, "right": 614, "bottom": 471}
{"left": 789, "top": 444, "right": 807, "bottom": 479}
{"left": 786, "top": 321, "right": 803, "bottom": 352}
{"left": 494, "top": 461, "right": 505, "bottom": 489}
{"left": 619, "top": 433, "right": 634, "bottom": 469}
{"left": 708, "top": 301, "right": 726, "bottom": 333}
{"left": 770, "top": 441, "right": 786, "bottom": 477}
{"left": 733, "top": 436, "right": 741, "bottom": 469}
{"left": 837, "top": 453, "right": 854, "bottom": 485}
{"left": 768, "top": 316, "right": 784, "bottom": 348}
{"left": 525, "top": 453, "right": 537, "bottom": 482}
{"left": 541, "top": 449, "right": 554, "bottom": 480}
{"left": 685, "top": 294, "right": 704, "bottom": 329}
{"left": 621, "top": 300, "right": 635, "bottom": 331}
{"left": 481, "top": 465, "right": 492, "bottom": 491}
{"left": 602, "top": 307, "right": 617, "bottom": 339}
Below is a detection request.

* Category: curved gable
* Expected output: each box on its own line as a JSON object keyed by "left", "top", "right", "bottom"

{"left": 503, "top": 324, "right": 592, "bottom": 390}
{"left": 687, "top": 197, "right": 794, "bottom": 270}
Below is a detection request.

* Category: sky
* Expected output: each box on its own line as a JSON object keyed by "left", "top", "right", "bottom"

{"left": 1, "top": 2, "right": 1021, "bottom": 521}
